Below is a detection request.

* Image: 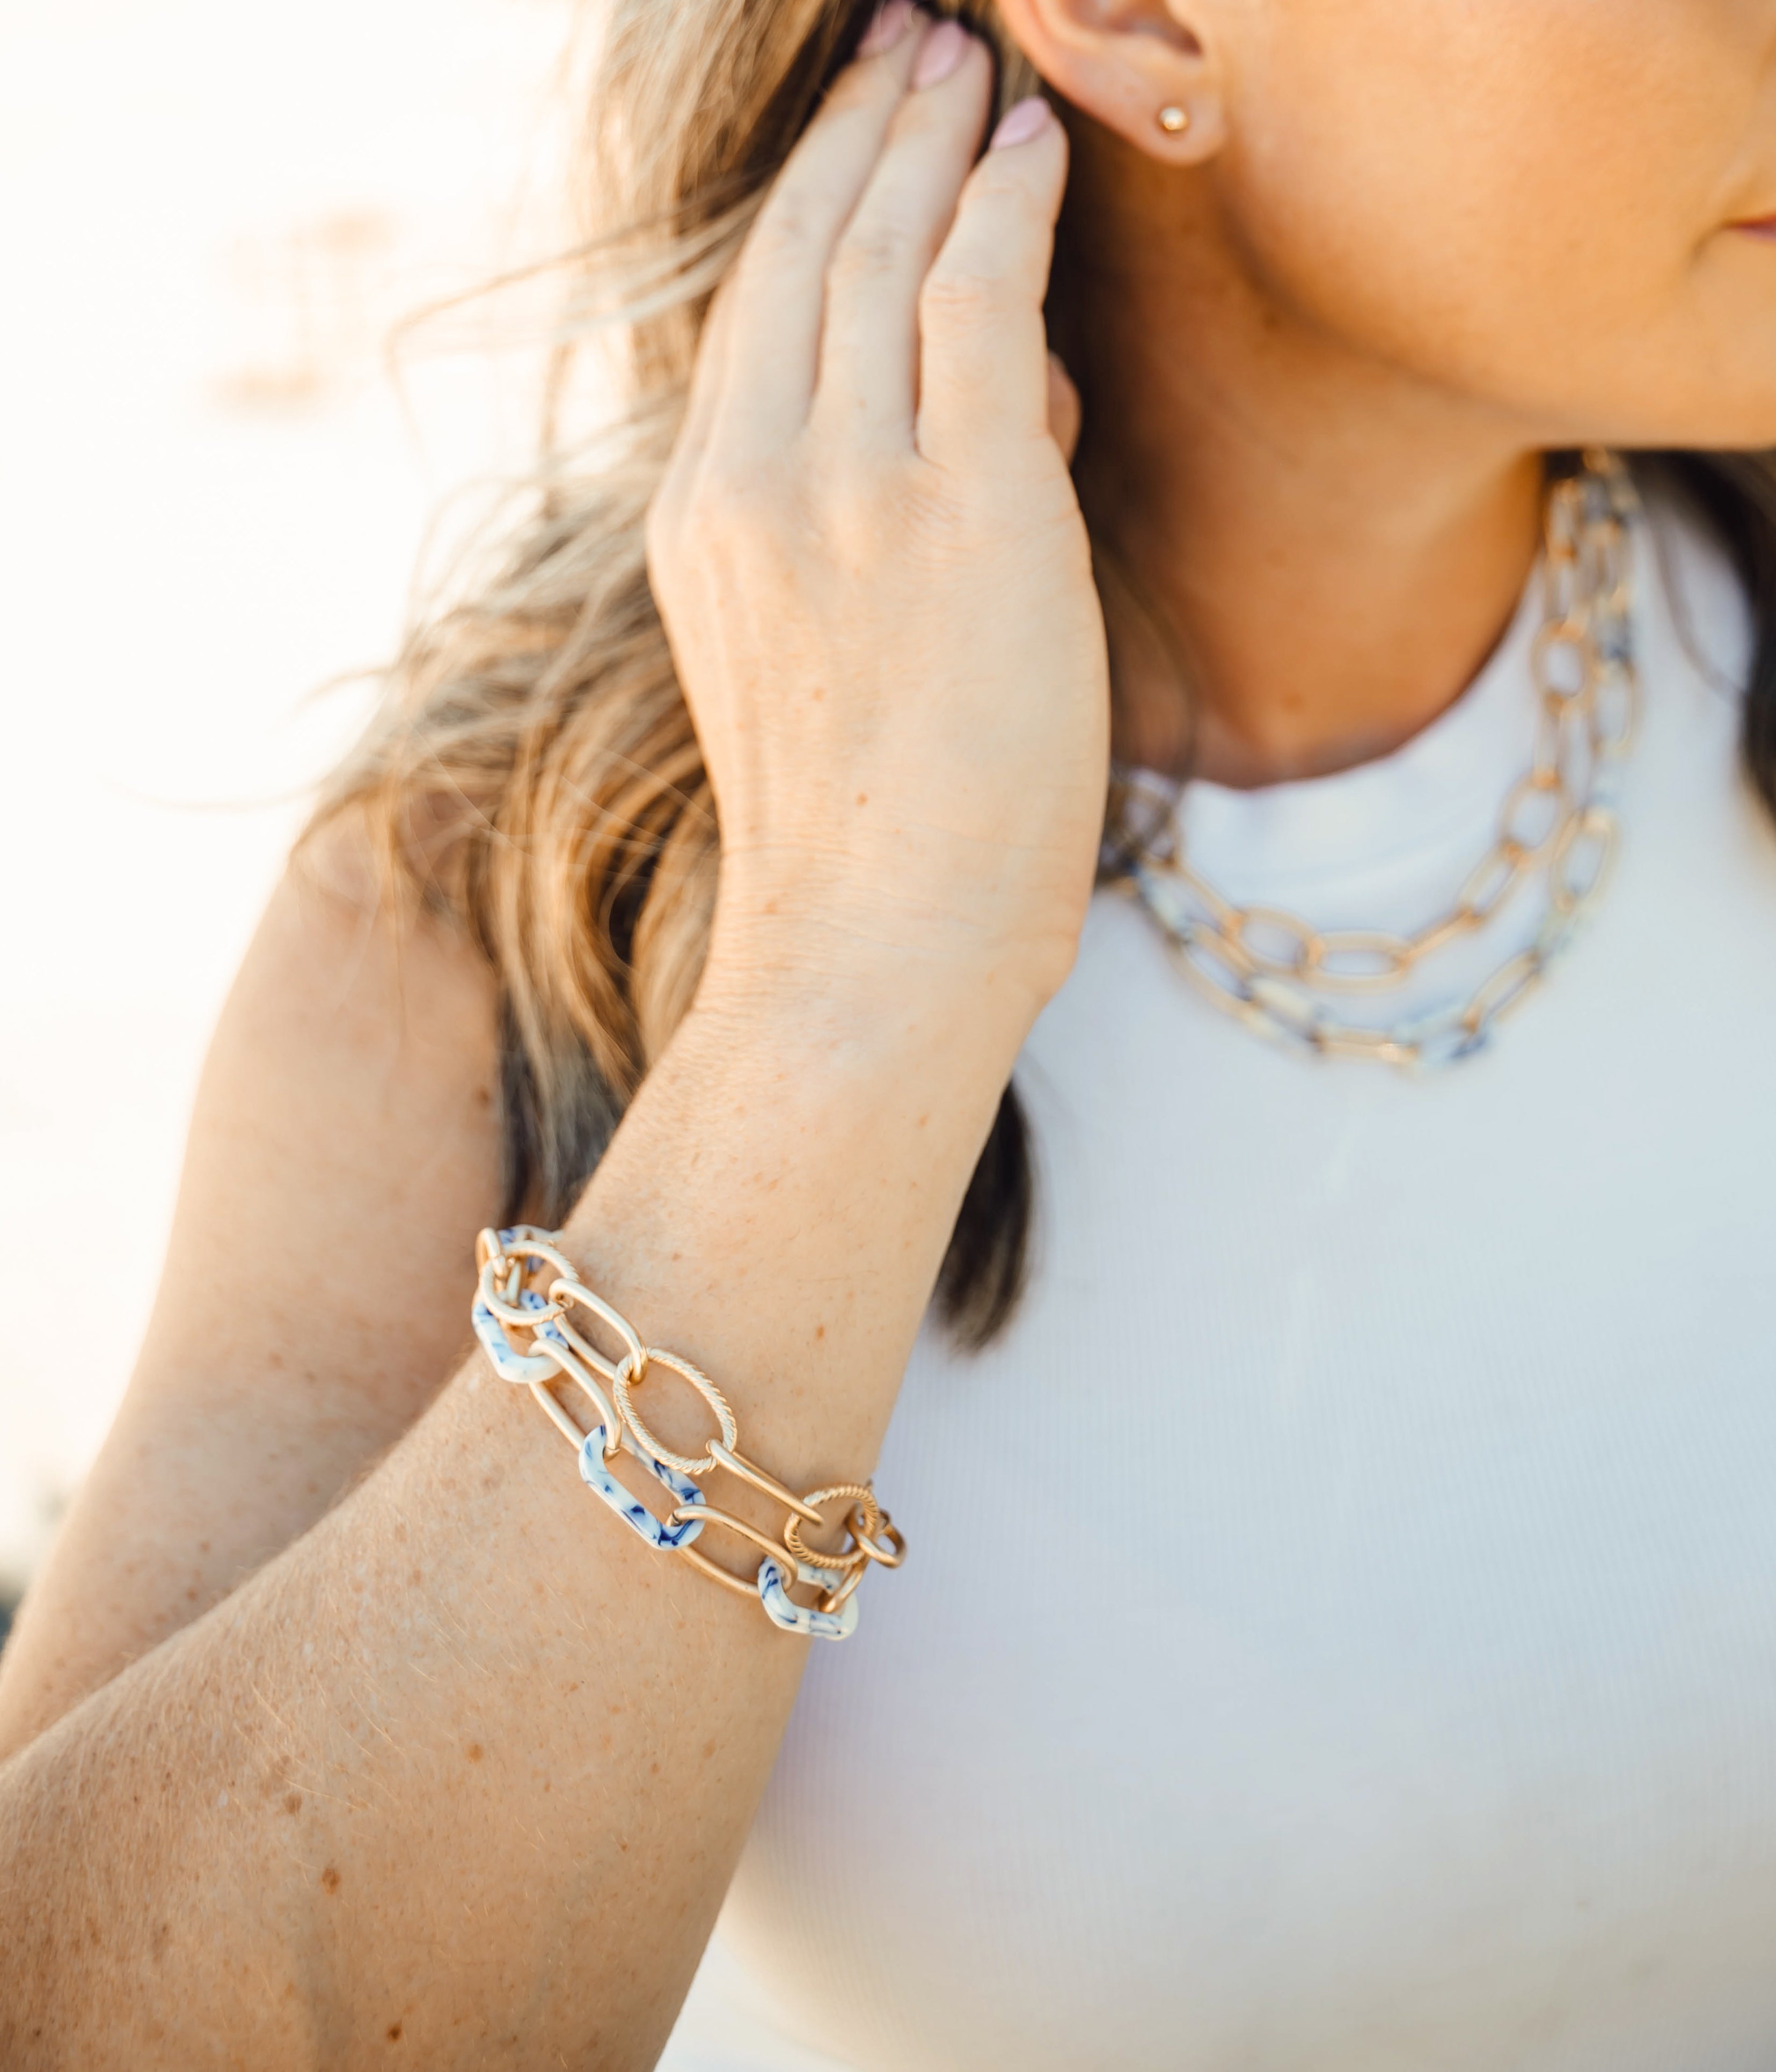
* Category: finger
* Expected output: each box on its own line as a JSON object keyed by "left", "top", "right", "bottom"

{"left": 1046, "top": 351, "right": 1081, "bottom": 465}
{"left": 712, "top": 4, "right": 930, "bottom": 451}
{"left": 670, "top": 273, "right": 741, "bottom": 485}
{"left": 915, "top": 95, "right": 1069, "bottom": 471}
{"left": 811, "top": 21, "right": 992, "bottom": 447}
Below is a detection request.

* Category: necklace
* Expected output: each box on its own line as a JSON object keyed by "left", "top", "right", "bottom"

{"left": 1114, "top": 450, "right": 1642, "bottom": 1071}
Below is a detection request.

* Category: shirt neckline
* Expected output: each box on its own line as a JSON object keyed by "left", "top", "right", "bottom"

{"left": 1167, "top": 567, "right": 1548, "bottom": 905}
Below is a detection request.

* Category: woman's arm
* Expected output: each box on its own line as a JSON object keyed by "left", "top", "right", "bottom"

{"left": 0, "top": 21, "right": 1106, "bottom": 2065}
{"left": 0, "top": 819, "right": 506, "bottom": 1761}
{"left": 0, "top": 953, "right": 1033, "bottom": 2064}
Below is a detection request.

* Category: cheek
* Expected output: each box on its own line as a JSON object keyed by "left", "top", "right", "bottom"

{"left": 1219, "top": 0, "right": 1776, "bottom": 437}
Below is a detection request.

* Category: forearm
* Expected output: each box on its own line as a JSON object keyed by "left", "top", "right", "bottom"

{"left": 0, "top": 836, "right": 505, "bottom": 1761}
{"left": 0, "top": 12, "right": 1098, "bottom": 2052}
{"left": 0, "top": 971, "right": 1025, "bottom": 2069}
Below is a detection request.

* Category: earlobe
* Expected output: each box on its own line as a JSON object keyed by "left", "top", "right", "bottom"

{"left": 1148, "top": 89, "right": 1225, "bottom": 160}
{"left": 993, "top": 0, "right": 1227, "bottom": 167}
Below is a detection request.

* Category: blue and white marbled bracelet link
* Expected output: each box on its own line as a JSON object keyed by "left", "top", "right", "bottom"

{"left": 471, "top": 1226, "right": 904, "bottom": 1641}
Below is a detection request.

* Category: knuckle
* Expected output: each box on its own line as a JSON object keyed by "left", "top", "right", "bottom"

{"left": 746, "top": 192, "right": 819, "bottom": 270}
{"left": 967, "top": 157, "right": 1043, "bottom": 208}
{"left": 961, "top": 169, "right": 1047, "bottom": 243}
{"left": 690, "top": 459, "right": 755, "bottom": 528}
{"left": 919, "top": 262, "right": 1005, "bottom": 328}
{"left": 824, "top": 463, "right": 905, "bottom": 543}
{"left": 830, "top": 216, "right": 912, "bottom": 288}
{"left": 820, "top": 63, "right": 887, "bottom": 119}
{"left": 690, "top": 456, "right": 800, "bottom": 548}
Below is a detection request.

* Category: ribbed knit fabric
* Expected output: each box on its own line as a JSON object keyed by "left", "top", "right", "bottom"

{"left": 661, "top": 488, "right": 1776, "bottom": 2071}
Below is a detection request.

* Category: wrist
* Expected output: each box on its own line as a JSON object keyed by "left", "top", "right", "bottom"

{"left": 696, "top": 896, "right": 1055, "bottom": 1081}
{"left": 704, "top": 851, "right": 1082, "bottom": 1031}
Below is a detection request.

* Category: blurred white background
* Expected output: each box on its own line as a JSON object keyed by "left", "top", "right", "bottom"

{"left": 0, "top": 0, "right": 576, "bottom": 1602}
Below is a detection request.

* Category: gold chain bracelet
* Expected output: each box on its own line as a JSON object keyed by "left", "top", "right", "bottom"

{"left": 470, "top": 1226, "right": 903, "bottom": 1641}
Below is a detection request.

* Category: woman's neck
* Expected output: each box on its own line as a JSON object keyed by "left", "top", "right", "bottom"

{"left": 1060, "top": 118, "right": 1548, "bottom": 790}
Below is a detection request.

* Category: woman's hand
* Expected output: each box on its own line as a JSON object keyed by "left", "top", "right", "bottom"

{"left": 646, "top": 8, "right": 1108, "bottom": 1034}
{"left": 0, "top": 23, "right": 1111, "bottom": 2061}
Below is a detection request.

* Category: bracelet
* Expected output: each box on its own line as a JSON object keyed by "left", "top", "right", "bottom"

{"left": 470, "top": 1226, "right": 904, "bottom": 1641}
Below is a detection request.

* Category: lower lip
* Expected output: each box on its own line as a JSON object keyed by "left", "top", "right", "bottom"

{"left": 1730, "top": 217, "right": 1776, "bottom": 239}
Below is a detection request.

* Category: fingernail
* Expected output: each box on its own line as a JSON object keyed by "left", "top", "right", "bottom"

{"left": 989, "top": 96, "right": 1051, "bottom": 149}
{"left": 911, "top": 18, "right": 968, "bottom": 90}
{"left": 858, "top": 0, "right": 914, "bottom": 58}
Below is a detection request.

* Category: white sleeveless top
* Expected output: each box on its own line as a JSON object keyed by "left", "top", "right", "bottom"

{"left": 662, "top": 487, "right": 1776, "bottom": 2071}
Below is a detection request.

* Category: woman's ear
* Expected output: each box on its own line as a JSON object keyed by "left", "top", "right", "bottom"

{"left": 993, "top": 0, "right": 1227, "bottom": 164}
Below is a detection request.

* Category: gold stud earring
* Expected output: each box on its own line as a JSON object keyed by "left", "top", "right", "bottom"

{"left": 1157, "top": 104, "right": 1191, "bottom": 135}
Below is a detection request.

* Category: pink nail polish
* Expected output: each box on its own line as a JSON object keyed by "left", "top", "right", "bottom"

{"left": 858, "top": 0, "right": 913, "bottom": 58}
{"left": 911, "top": 18, "right": 968, "bottom": 90}
{"left": 989, "top": 96, "right": 1051, "bottom": 149}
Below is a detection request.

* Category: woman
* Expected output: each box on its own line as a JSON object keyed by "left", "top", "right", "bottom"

{"left": 5, "top": 0, "right": 1776, "bottom": 2062}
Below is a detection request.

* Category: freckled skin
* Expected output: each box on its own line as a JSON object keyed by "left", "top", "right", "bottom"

{"left": 1034, "top": 0, "right": 1776, "bottom": 449}
{"left": 1010, "top": 0, "right": 1776, "bottom": 783}
{"left": 4, "top": 3, "right": 1776, "bottom": 2065}
{"left": 1224, "top": 0, "right": 1776, "bottom": 446}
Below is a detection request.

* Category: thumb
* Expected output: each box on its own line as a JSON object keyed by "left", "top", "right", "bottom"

{"left": 1046, "top": 351, "right": 1081, "bottom": 465}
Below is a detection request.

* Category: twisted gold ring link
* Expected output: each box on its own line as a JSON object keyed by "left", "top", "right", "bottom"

{"left": 616, "top": 1348, "right": 739, "bottom": 1477}
{"left": 783, "top": 1484, "right": 881, "bottom": 1573}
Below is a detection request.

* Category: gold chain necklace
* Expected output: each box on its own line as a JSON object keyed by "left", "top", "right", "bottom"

{"left": 1114, "top": 451, "right": 1641, "bottom": 1070}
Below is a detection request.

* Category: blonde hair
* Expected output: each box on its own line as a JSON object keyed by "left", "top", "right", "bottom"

{"left": 308, "top": 0, "right": 1042, "bottom": 1345}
